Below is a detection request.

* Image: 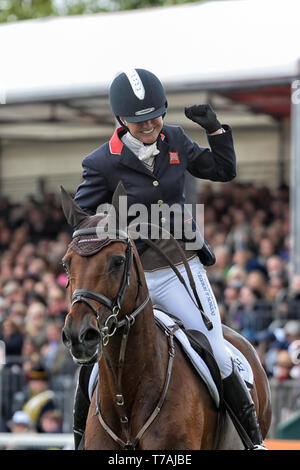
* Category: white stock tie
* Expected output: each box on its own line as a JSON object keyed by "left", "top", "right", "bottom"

{"left": 121, "top": 132, "right": 160, "bottom": 167}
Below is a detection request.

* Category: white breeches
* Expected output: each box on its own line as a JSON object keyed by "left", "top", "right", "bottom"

{"left": 144, "top": 257, "right": 233, "bottom": 379}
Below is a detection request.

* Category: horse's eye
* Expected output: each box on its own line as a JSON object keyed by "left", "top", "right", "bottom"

{"left": 111, "top": 256, "right": 125, "bottom": 269}
{"left": 62, "top": 261, "right": 70, "bottom": 288}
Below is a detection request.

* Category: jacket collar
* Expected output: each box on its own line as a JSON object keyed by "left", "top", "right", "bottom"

{"left": 109, "top": 126, "right": 166, "bottom": 156}
{"left": 109, "top": 127, "right": 125, "bottom": 155}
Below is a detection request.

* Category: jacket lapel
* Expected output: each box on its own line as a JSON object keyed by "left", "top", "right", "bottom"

{"left": 118, "top": 146, "right": 155, "bottom": 176}
{"left": 109, "top": 126, "right": 169, "bottom": 177}
{"left": 153, "top": 132, "right": 169, "bottom": 178}
{"left": 110, "top": 126, "right": 154, "bottom": 177}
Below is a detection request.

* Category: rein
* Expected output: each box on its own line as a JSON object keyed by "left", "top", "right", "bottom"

{"left": 94, "top": 321, "right": 178, "bottom": 450}
{"left": 137, "top": 223, "right": 213, "bottom": 331}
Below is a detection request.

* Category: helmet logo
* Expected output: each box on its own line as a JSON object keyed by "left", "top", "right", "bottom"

{"left": 124, "top": 69, "right": 145, "bottom": 100}
{"left": 135, "top": 107, "right": 155, "bottom": 116}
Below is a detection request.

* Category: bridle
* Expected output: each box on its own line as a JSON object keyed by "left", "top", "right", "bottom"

{"left": 68, "top": 225, "right": 177, "bottom": 450}
{"left": 70, "top": 226, "right": 149, "bottom": 346}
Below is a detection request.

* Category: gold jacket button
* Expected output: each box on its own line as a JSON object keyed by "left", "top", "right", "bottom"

{"left": 152, "top": 180, "right": 159, "bottom": 186}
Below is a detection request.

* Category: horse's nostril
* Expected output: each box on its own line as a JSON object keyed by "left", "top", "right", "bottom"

{"left": 81, "top": 327, "right": 101, "bottom": 346}
{"left": 62, "top": 329, "right": 71, "bottom": 348}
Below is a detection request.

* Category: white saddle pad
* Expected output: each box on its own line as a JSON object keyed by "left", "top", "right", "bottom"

{"left": 88, "top": 309, "right": 254, "bottom": 408}
{"left": 153, "top": 310, "right": 254, "bottom": 408}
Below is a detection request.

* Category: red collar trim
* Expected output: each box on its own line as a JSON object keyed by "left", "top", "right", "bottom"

{"left": 109, "top": 127, "right": 124, "bottom": 155}
{"left": 109, "top": 128, "right": 166, "bottom": 156}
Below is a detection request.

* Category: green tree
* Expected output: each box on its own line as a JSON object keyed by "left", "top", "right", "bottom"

{"left": 118, "top": 0, "right": 201, "bottom": 9}
{"left": 0, "top": 0, "right": 107, "bottom": 22}
{"left": 0, "top": 0, "right": 204, "bottom": 23}
{"left": 0, "top": 0, "right": 54, "bottom": 22}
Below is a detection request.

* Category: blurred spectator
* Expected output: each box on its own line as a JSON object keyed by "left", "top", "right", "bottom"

{"left": 47, "top": 285, "right": 68, "bottom": 320}
{"left": 272, "top": 350, "right": 294, "bottom": 382}
{"left": 255, "top": 329, "right": 278, "bottom": 376}
{"left": 224, "top": 265, "right": 247, "bottom": 288}
{"left": 288, "top": 339, "right": 300, "bottom": 379}
{"left": 0, "top": 297, "right": 7, "bottom": 324}
{"left": 39, "top": 409, "right": 63, "bottom": 434}
{"left": 285, "top": 275, "right": 300, "bottom": 320}
{"left": 2, "top": 281, "right": 25, "bottom": 307}
{"left": 260, "top": 320, "right": 300, "bottom": 378}
{"left": 25, "top": 302, "right": 48, "bottom": 349}
{"left": 226, "top": 208, "right": 250, "bottom": 252}
{"left": 0, "top": 318, "right": 23, "bottom": 364}
{"left": 3, "top": 410, "right": 37, "bottom": 450}
{"left": 283, "top": 320, "right": 300, "bottom": 346}
{"left": 223, "top": 284, "right": 241, "bottom": 328}
{"left": 246, "top": 270, "right": 268, "bottom": 298}
{"left": 231, "top": 248, "right": 252, "bottom": 272}
{"left": 267, "top": 275, "right": 289, "bottom": 321}
{"left": 27, "top": 256, "right": 48, "bottom": 279}
{"left": 14, "top": 364, "right": 58, "bottom": 433}
{"left": 8, "top": 302, "right": 27, "bottom": 332}
{"left": 266, "top": 255, "right": 288, "bottom": 281}
{"left": 257, "top": 237, "right": 276, "bottom": 267}
{"left": 266, "top": 275, "right": 288, "bottom": 303}
{"left": 7, "top": 410, "right": 35, "bottom": 434}
{"left": 41, "top": 319, "right": 76, "bottom": 375}
{"left": 231, "top": 285, "right": 272, "bottom": 341}
{"left": 21, "top": 336, "right": 41, "bottom": 375}
{"left": 208, "top": 245, "right": 231, "bottom": 283}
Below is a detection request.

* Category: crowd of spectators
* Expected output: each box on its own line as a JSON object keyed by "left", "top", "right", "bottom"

{"left": 202, "top": 182, "right": 300, "bottom": 383}
{"left": 0, "top": 192, "right": 77, "bottom": 437}
{"left": 0, "top": 181, "right": 299, "bottom": 439}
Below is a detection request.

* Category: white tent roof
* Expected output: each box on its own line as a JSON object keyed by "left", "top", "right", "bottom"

{"left": 1, "top": 0, "right": 300, "bottom": 104}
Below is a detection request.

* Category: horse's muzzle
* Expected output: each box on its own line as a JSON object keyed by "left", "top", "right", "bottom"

{"left": 62, "top": 317, "right": 102, "bottom": 365}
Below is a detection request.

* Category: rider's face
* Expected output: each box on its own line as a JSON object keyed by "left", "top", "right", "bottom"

{"left": 120, "top": 116, "right": 163, "bottom": 144}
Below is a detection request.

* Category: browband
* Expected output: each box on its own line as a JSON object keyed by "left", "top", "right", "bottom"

{"left": 72, "top": 227, "right": 129, "bottom": 241}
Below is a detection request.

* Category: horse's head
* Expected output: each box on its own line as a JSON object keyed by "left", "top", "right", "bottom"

{"left": 60, "top": 185, "right": 145, "bottom": 365}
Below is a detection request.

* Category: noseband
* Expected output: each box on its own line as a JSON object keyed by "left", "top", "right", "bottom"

{"left": 70, "top": 226, "right": 149, "bottom": 345}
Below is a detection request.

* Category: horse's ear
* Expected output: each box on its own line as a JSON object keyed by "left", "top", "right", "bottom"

{"left": 60, "top": 186, "right": 88, "bottom": 230}
{"left": 111, "top": 181, "right": 127, "bottom": 213}
{"left": 110, "top": 181, "right": 127, "bottom": 233}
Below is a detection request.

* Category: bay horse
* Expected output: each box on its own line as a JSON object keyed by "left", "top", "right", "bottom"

{"left": 60, "top": 186, "right": 271, "bottom": 450}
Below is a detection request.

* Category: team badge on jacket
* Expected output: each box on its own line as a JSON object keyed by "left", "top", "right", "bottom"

{"left": 169, "top": 152, "right": 180, "bottom": 164}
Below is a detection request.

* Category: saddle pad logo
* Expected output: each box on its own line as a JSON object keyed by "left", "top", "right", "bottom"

{"left": 169, "top": 152, "right": 180, "bottom": 164}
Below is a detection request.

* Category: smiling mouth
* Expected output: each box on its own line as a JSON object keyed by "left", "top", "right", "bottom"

{"left": 141, "top": 128, "right": 155, "bottom": 134}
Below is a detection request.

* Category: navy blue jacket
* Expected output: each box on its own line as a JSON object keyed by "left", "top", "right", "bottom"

{"left": 74, "top": 124, "right": 236, "bottom": 253}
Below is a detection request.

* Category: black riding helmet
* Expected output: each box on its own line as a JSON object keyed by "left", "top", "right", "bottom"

{"left": 109, "top": 68, "right": 168, "bottom": 123}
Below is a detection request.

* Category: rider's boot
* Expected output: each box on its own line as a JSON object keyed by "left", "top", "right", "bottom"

{"left": 73, "top": 375, "right": 90, "bottom": 450}
{"left": 222, "top": 362, "right": 267, "bottom": 450}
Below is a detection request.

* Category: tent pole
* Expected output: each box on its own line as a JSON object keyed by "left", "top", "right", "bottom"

{"left": 278, "top": 120, "right": 287, "bottom": 187}
{"left": 290, "top": 82, "right": 300, "bottom": 285}
{"left": 0, "top": 139, "right": 2, "bottom": 196}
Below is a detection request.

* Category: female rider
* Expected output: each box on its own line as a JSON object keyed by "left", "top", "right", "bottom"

{"left": 72, "top": 68, "right": 266, "bottom": 450}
